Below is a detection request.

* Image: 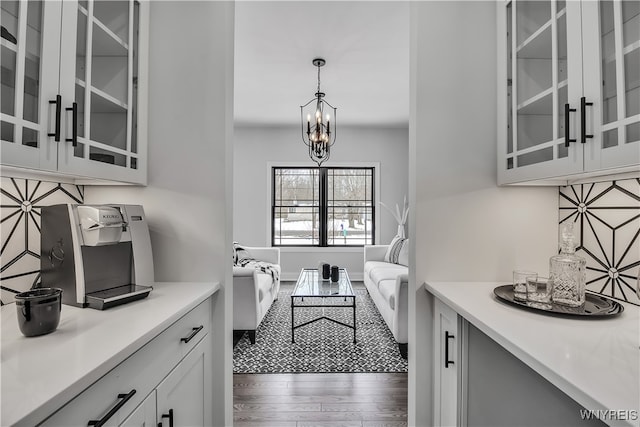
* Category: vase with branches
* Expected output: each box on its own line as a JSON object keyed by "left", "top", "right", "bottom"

{"left": 380, "top": 195, "right": 409, "bottom": 238}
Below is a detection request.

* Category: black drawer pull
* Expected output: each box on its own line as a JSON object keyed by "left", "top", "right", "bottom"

{"left": 87, "top": 389, "right": 136, "bottom": 426}
{"left": 159, "top": 408, "right": 174, "bottom": 427}
{"left": 445, "top": 331, "right": 455, "bottom": 368}
{"left": 48, "top": 95, "right": 61, "bottom": 141}
{"left": 180, "top": 325, "right": 203, "bottom": 343}
{"left": 580, "top": 96, "right": 594, "bottom": 144}
{"left": 564, "top": 103, "right": 576, "bottom": 147}
{"left": 65, "top": 102, "right": 78, "bottom": 147}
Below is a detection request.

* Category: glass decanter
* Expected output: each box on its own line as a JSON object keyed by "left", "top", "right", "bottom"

{"left": 550, "top": 222, "right": 586, "bottom": 307}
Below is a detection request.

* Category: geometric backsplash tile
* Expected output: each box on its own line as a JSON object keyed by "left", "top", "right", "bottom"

{"left": 1, "top": 176, "right": 638, "bottom": 308}
{"left": 0, "top": 177, "right": 83, "bottom": 305}
{"left": 559, "top": 178, "right": 640, "bottom": 307}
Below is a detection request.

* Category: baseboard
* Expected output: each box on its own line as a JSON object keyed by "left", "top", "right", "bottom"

{"left": 282, "top": 271, "right": 364, "bottom": 281}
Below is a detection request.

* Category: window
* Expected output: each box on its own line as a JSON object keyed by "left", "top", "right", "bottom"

{"left": 272, "top": 167, "right": 375, "bottom": 246}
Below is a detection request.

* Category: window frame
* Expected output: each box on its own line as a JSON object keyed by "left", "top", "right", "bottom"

{"left": 271, "top": 165, "right": 377, "bottom": 248}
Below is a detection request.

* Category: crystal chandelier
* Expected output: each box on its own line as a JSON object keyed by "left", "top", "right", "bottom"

{"left": 301, "top": 58, "right": 337, "bottom": 166}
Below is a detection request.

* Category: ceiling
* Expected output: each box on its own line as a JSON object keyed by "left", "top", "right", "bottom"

{"left": 234, "top": 1, "right": 410, "bottom": 127}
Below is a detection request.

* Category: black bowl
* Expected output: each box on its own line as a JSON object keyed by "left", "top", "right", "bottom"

{"left": 15, "top": 288, "right": 63, "bottom": 337}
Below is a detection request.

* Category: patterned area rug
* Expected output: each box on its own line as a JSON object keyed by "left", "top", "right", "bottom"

{"left": 233, "top": 285, "right": 408, "bottom": 373}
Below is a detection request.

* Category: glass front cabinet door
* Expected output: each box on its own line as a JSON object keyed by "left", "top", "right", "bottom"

{"left": 1, "top": 0, "right": 148, "bottom": 185}
{"left": 581, "top": 1, "right": 640, "bottom": 172}
{"left": 1, "top": 1, "right": 63, "bottom": 171}
{"left": 497, "top": 0, "right": 640, "bottom": 185}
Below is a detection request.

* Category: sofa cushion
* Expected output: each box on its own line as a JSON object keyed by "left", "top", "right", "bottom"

{"left": 369, "top": 264, "right": 408, "bottom": 286}
{"left": 364, "top": 261, "right": 396, "bottom": 277}
{"left": 378, "top": 280, "right": 397, "bottom": 310}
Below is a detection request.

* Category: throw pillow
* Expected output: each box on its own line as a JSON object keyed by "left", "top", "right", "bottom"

{"left": 397, "top": 238, "right": 409, "bottom": 266}
{"left": 385, "top": 235, "right": 407, "bottom": 264}
{"left": 233, "top": 242, "right": 251, "bottom": 265}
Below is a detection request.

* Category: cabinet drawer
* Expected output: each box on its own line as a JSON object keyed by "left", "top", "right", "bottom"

{"left": 40, "top": 299, "right": 210, "bottom": 426}
{"left": 160, "top": 297, "right": 211, "bottom": 360}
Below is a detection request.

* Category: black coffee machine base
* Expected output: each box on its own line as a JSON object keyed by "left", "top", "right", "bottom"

{"left": 85, "top": 284, "right": 153, "bottom": 310}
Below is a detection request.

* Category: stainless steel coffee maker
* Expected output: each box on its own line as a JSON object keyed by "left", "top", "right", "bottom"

{"left": 40, "top": 204, "right": 154, "bottom": 309}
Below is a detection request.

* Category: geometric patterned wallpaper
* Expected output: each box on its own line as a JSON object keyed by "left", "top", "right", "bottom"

{"left": 0, "top": 177, "right": 83, "bottom": 305}
{"left": 559, "top": 178, "right": 640, "bottom": 307}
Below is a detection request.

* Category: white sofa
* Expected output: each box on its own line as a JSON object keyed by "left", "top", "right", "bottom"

{"left": 233, "top": 246, "right": 281, "bottom": 344}
{"left": 363, "top": 245, "right": 408, "bottom": 358}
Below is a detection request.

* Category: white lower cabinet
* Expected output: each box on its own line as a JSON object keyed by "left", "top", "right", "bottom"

{"left": 157, "top": 336, "right": 211, "bottom": 427}
{"left": 433, "top": 297, "right": 462, "bottom": 427}
{"left": 39, "top": 299, "right": 212, "bottom": 427}
{"left": 120, "top": 391, "right": 156, "bottom": 427}
{"left": 430, "top": 293, "right": 599, "bottom": 426}
{"left": 123, "top": 335, "right": 211, "bottom": 427}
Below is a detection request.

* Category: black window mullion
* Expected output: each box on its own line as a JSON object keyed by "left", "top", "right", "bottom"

{"left": 312, "top": 169, "right": 315, "bottom": 244}
{"left": 371, "top": 170, "right": 375, "bottom": 244}
{"left": 271, "top": 168, "right": 276, "bottom": 246}
{"left": 314, "top": 168, "right": 319, "bottom": 245}
{"left": 364, "top": 169, "right": 368, "bottom": 245}
{"left": 319, "top": 167, "right": 328, "bottom": 246}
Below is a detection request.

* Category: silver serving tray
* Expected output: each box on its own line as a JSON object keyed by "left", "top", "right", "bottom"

{"left": 493, "top": 285, "right": 624, "bottom": 318}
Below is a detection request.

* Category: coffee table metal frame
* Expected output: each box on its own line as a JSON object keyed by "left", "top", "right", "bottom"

{"left": 291, "top": 268, "right": 356, "bottom": 343}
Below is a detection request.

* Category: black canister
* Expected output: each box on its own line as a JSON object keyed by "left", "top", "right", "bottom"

{"left": 330, "top": 265, "right": 340, "bottom": 282}
{"left": 15, "top": 288, "right": 63, "bottom": 337}
{"left": 322, "top": 263, "right": 331, "bottom": 280}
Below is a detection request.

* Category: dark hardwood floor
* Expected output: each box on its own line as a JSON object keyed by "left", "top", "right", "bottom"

{"left": 233, "top": 372, "right": 408, "bottom": 426}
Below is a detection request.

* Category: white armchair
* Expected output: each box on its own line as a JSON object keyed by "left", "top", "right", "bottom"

{"left": 233, "top": 246, "right": 280, "bottom": 344}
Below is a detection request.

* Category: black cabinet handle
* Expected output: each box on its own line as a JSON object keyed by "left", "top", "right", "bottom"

{"left": 65, "top": 102, "right": 78, "bottom": 147}
{"left": 160, "top": 408, "right": 174, "bottom": 427}
{"left": 580, "top": 97, "right": 594, "bottom": 144}
{"left": 564, "top": 103, "right": 576, "bottom": 148}
{"left": 87, "top": 389, "right": 136, "bottom": 427}
{"left": 445, "top": 331, "right": 455, "bottom": 368}
{"left": 180, "top": 325, "right": 203, "bottom": 343}
{"left": 48, "top": 95, "right": 61, "bottom": 141}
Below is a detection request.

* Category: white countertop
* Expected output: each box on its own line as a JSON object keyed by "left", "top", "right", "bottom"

{"left": 0, "top": 281, "right": 220, "bottom": 427}
{"left": 426, "top": 281, "right": 640, "bottom": 427}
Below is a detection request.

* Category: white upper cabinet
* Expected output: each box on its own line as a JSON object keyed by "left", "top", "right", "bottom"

{"left": 1, "top": 1, "right": 62, "bottom": 171}
{"left": 582, "top": 0, "right": 640, "bottom": 172}
{"left": 1, "top": 0, "right": 148, "bottom": 185}
{"left": 497, "top": 0, "right": 640, "bottom": 185}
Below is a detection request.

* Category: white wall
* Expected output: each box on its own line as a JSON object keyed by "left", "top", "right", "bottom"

{"left": 84, "top": 2, "right": 235, "bottom": 425}
{"left": 233, "top": 124, "right": 408, "bottom": 280}
{"left": 408, "top": 2, "right": 558, "bottom": 425}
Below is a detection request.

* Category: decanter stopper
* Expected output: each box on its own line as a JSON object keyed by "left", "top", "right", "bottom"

{"left": 559, "top": 222, "right": 576, "bottom": 254}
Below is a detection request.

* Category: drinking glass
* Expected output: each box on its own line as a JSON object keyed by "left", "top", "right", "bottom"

{"left": 513, "top": 270, "right": 537, "bottom": 301}
{"left": 527, "top": 277, "right": 552, "bottom": 310}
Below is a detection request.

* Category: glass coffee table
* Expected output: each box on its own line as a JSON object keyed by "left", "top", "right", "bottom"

{"left": 291, "top": 268, "right": 356, "bottom": 343}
